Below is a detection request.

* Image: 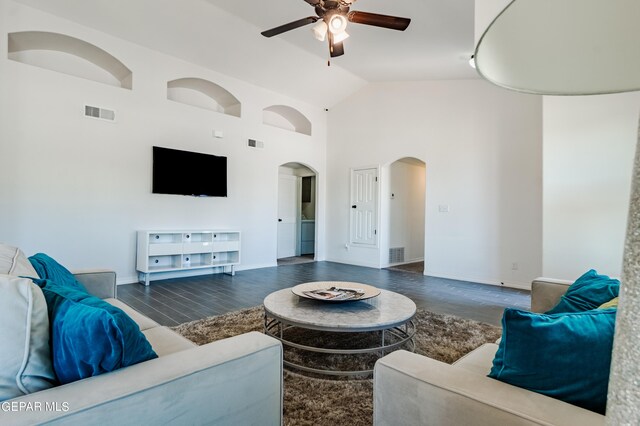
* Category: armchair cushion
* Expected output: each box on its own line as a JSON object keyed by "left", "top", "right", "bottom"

{"left": 488, "top": 307, "right": 616, "bottom": 414}
{"left": 34, "top": 279, "right": 157, "bottom": 384}
{"left": 546, "top": 269, "right": 619, "bottom": 314}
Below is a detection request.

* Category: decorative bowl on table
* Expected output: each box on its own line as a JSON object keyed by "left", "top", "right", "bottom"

{"left": 291, "top": 281, "right": 381, "bottom": 302}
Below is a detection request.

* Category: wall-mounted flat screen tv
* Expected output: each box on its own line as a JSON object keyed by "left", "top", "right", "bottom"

{"left": 152, "top": 146, "right": 227, "bottom": 197}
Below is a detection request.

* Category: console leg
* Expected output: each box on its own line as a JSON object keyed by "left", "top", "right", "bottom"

{"left": 223, "top": 265, "right": 236, "bottom": 276}
{"left": 139, "top": 273, "right": 150, "bottom": 286}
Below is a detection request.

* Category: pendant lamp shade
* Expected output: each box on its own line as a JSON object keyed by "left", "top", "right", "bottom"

{"left": 474, "top": 0, "right": 640, "bottom": 95}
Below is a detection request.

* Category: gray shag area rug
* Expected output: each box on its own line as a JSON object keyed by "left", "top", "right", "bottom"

{"left": 172, "top": 306, "right": 501, "bottom": 426}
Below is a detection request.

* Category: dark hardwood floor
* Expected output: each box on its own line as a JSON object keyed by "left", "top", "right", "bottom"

{"left": 117, "top": 261, "right": 530, "bottom": 327}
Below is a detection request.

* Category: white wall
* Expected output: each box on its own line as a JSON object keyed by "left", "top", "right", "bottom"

{"left": 380, "top": 159, "right": 425, "bottom": 266}
{"left": 0, "top": 1, "right": 327, "bottom": 283}
{"left": 543, "top": 93, "right": 640, "bottom": 279}
{"left": 326, "top": 80, "right": 543, "bottom": 288}
{"left": 474, "top": 0, "right": 511, "bottom": 45}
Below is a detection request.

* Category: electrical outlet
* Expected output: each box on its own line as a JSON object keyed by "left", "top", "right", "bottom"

{"left": 512, "top": 262, "right": 518, "bottom": 270}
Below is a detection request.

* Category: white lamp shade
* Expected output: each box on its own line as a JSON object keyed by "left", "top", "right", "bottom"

{"left": 475, "top": 0, "right": 640, "bottom": 95}
{"left": 328, "top": 14, "right": 348, "bottom": 34}
{"left": 312, "top": 20, "right": 328, "bottom": 42}
{"left": 333, "top": 31, "right": 350, "bottom": 43}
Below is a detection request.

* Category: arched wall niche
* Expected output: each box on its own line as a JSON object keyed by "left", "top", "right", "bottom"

{"left": 263, "top": 105, "right": 312, "bottom": 136}
{"left": 167, "top": 78, "right": 241, "bottom": 117}
{"left": 8, "top": 31, "right": 133, "bottom": 89}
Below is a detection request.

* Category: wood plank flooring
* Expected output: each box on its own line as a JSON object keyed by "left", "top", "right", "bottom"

{"left": 117, "top": 261, "right": 530, "bottom": 327}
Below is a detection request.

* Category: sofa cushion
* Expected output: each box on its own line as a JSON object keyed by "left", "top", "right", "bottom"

{"left": 0, "top": 244, "right": 39, "bottom": 277}
{"left": 106, "top": 298, "right": 160, "bottom": 331}
{"left": 453, "top": 343, "right": 498, "bottom": 376}
{"left": 142, "top": 326, "right": 197, "bottom": 356}
{"left": 34, "top": 279, "right": 158, "bottom": 385}
{"left": 489, "top": 307, "right": 616, "bottom": 414}
{"left": 546, "top": 269, "right": 619, "bottom": 314}
{"left": 0, "top": 275, "right": 55, "bottom": 401}
{"left": 29, "top": 253, "right": 88, "bottom": 293}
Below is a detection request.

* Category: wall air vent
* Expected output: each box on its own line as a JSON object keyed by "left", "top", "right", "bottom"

{"left": 247, "top": 139, "right": 264, "bottom": 149}
{"left": 389, "top": 247, "right": 405, "bottom": 264}
{"left": 84, "top": 105, "right": 115, "bottom": 121}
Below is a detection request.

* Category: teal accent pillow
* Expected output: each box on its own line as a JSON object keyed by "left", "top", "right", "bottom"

{"left": 29, "top": 253, "right": 88, "bottom": 293}
{"left": 489, "top": 308, "right": 616, "bottom": 414}
{"left": 33, "top": 279, "right": 157, "bottom": 384}
{"left": 546, "top": 269, "right": 619, "bottom": 314}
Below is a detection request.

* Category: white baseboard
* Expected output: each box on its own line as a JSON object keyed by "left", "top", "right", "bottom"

{"left": 117, "top": 262, "right": 279, "bottom": 285}
{"left": 118, "top": 266, "right": 229, "bottom": 285}
{"left": 118, "top": 262, "right": 531, "bottom": 291}
{"left": 384, "top": 257, "right": 424, "bottom": 268}
{"left": 425, "top": 272, "right": 531, "bottom": 291}
{"left": 323, "top": 257, "right": 380, "bottom": 269}
{"left": 236, "top": 262, "right": 277, "bottom": 271}
{"left": 117, "top": 275, "right": 139, "bottom": 285}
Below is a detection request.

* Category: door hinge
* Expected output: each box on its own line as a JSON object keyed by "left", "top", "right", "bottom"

{"left": 375, "top": 177, "right": 378, "bottom": 182}
{"left": 374, "top": 230, "right": 377, "bottom": 235}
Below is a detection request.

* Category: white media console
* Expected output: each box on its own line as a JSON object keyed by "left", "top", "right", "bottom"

{"left": 136, "top": 230, "right": 241, "bottom": 286}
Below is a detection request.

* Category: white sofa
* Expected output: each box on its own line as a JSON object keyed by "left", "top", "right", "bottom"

{"left": 373, "top": 278, "right": 606, "bottom": 426}
{"left": 2, "top": 261, "right": 283, "bottom": 425}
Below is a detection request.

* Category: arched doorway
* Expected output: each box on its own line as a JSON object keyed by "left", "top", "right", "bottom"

{"left": 277, "top": 162, "right": 317, "bottom": 265}
{"left": 381, "top": 157, "right": 426, "bottom": 273}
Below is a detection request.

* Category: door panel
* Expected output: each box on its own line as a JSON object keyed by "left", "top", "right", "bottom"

{"left": 277, "top": 175, "right": 298, "bottom": 258}
{"left": 351, "top": 168, "right": 378, "bottom": 245}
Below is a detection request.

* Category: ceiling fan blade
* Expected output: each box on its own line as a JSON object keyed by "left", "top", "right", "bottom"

{"left": 347, "top": 11, "right": 411, "bottom": 31}
{"left": 328, "top": 32, "right": 345, "bottom": 57}
{"left": 302, "top": 0, "right": 321, "bottom": 5}
{"left": 261, "top": 16, "right": 318, "bottom": 38}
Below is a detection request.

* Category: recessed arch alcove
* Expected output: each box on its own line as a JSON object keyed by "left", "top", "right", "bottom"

{"left": 263, "top": 105, "right": 312, "bottom": 136}
{"left": 167, "top": 78, "right": 241, "bottom": 117}
{"left": 8, "top": 31, "right": 133, "bottom": 89}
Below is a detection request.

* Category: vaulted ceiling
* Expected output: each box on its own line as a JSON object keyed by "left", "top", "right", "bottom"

{"left": 14, "top": 0, "right": 479, "bottom": 107}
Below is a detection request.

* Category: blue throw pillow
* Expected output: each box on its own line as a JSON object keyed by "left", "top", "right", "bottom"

{"left": 488, "top": 308, "right": 616, "bottom": 414}
{"left": 29, "top": 253, "right": 88, "bottom": 293}
{"left": 546, "top": 269, "right": 619, "bottom": 314}
{"left": 33, "top": 279, "right": 157, "bottom": 384}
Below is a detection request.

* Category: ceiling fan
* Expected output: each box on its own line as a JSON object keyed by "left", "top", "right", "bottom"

{"left": 261, "top": 0, "right": 411, "bottom": 60}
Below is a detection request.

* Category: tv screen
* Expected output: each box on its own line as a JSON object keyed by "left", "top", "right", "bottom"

{"left": 152, "top": 146, "right": 227, "bottom": 197}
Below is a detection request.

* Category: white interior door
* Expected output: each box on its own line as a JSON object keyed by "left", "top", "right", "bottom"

{"left": 277, "top": 174, "right": 298, "bottom": 259}
{"left": 351, "top": 167, "right": 378, "bottom": 245}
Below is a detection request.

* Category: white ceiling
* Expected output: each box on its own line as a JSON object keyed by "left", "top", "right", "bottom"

{"left": 14, "top": 0, "right": 479, "bottom": 107}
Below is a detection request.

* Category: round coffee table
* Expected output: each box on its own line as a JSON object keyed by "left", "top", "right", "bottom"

{"left": 263, "top": 283, "right": 416, "bottom": 376}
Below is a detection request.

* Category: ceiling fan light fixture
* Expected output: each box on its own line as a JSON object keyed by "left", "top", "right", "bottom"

{"left": 333, "top": 31, "right": 349, "bottom": 44}
{"left": 328, "top": 14, "right": 348, "bottom": 34}
{"left": 261, "top": 0, "right": 412, "bottom": 59}
{"left": 311, "top": 20, "right": 328, "bottom": 41}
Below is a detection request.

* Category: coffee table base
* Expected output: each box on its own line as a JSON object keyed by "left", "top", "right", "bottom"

{"left": 264, "top": 312, "right": 416, "bottom": 377}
